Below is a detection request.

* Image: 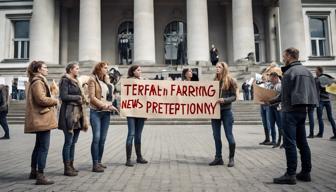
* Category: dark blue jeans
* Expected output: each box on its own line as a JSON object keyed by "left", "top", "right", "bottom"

{"left": 31, "top": 131, "right": 50, "bottom": 172}
{"left": 267, "top": 106, "right": 281, "bottom": 143}
{"left": 260, "top": 105, "right": 270, "bottom": 141}
{"left": 62, "top": 129, "right": 80, "bottom": 162}
{"left": 282, "top": 111, "right": 311, "bottom": 175}
{"left": 317, "top": 101, "right": 336, "bottom": 136}
{"left": 0, "top": 112, "right": 9, "bottom": 137}
{"left": 126, "top": 117, "right": 145, "bottom": 145}
{"left": 211, "top": 109, "right": 235, "bottom": 158}
{"left": 90, "top": 109, "right": 110, "bottom": 164}
{"left": 307, "top": 107, "right": 315, "bottom": 136}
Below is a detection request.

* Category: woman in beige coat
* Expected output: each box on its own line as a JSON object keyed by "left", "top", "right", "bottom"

{"left": 25, "top": 61, "right": 58, "bottom": 185}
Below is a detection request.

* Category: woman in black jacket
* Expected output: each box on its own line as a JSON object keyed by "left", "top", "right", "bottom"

{"left": 58, "top": 62, "right": 88, "bottom": 176}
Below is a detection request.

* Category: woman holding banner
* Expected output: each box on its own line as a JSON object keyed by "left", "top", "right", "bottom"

{"left": 125, "top": 65, "right": 148, "bottom": 167}
{"left": 209, "top": 62, "right": 237, "bottom": 167}
{"left": 88, "top": 62, "right": 117, "bottom": 172}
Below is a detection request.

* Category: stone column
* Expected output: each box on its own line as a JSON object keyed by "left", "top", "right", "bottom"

{"left": 187, "top": 0, "right": 209, "bottom": 66}
{"left": 134, "top": 0, "right": 155, "bottom": 65}
{"left": 79, "top": 0, "right": 101, "bottom": 62}
{"left": 279, "top": 0, "right": 306, "bottom": 60}
{"left": 30, "top": 0, "right": 56, "bottom": 63}
{"left": 60, "top": 6, "right": 68, "bottom": 65}
{"left": 232, "top": 0, "right": 255, "bottom": 63}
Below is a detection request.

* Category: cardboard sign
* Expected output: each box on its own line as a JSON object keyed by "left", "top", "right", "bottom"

{"left": 120, "top": 79, "right": 220, "bottom": 119}
{"left": 253, "top": 82, "right": 278, "bottom": 104}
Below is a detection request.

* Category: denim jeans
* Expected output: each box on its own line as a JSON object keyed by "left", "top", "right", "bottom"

{"left": 62, "top": 129, "right": 80, "bottom": 162}
{"left": 282, "top": 111, "right": 311, "bottom": 175}
{"left": 0, "top": 112, "right": 9, "bottom": 137}
{"left": 260, "top": 105, "right": 270, "bottom": 141}
{"left": 90, "top": 109, "right": 111, "bottom": 164}
{"left": 31, "top": 131, "right": 50, "bottom": 172}
{"left": 126, "top": 117, "right": 145, "bottom": 145}
{"left": 211, "top": 109, "right": 235, "bottom": 158}
{"left": 317, "top": 101, "right": 336, "bottom": 136}
{"left": 267, "top": 106, "right": 281, "bottom": 143}
{"left": 307, "top": 107, "right": 315, "bottom": 136}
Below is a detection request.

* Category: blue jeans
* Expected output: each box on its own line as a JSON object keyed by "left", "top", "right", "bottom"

{"left": 282, "top": 111, "right": 311, "bottom": 175}
{"left": 307, "top": 107, "right": 315, "bottom": 136}
{"left": 260, "top": 105, "right": 270, "bottom": 141}
{"left": 90, "top": 109, "right": 110, "bottom": 164}
{"left": 267, "top": 106, "right": 281, "bottom": 143}
{"left": 31, "top": 131, "right": 50, "bottom": 171}
{"left": 126, "top": 117, "right": 145, "bottom": 145}
{"left": 317, "top": 101, "right": 336, "bottom": 136}
{"left": 243, "top": 91, "right": 250, "bottom": 100}
{"left": 0, "top": 112, "right": 9, "bottom": 137}
{"left": 211, "top": 109, "right": 235, "bottom": 158}
{"left": 62, "top": 129, "right": 80, "bottom": 162}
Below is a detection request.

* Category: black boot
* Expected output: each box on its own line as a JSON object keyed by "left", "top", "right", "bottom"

{"left": 209, "top": 157, "right": 224, "bottom": 166}
{"left": 29, "top": 167, "right": 37, "bottom": 179}
{"left": 125, "top": 144, "right": 134, "bottom": 167}
{"left": 135, "top": 144, "right": 148, "bottom": 164}
{"left": 296, "top": 172, "right": 311, "bottom": 182}
{"left": 228, "top": 144, "right": 235, "bottom": 167}
{"left": 273, "top": 173, "right": 296, "bottom": 185}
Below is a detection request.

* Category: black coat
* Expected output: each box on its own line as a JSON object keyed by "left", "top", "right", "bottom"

{"left": 58, "top": 75, "right": 84, "bottom": 131}
{"left": 280, "top": 61, "right": 318, "bottom": 112}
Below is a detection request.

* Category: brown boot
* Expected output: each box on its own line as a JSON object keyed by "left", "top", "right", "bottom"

{"left": 70, "top": 160, "right": 79, "bottom": 173}
{"left": 29, "top": 168, "right": 37, "bottom": 179}
{"left": 92, "top": 164, "right": 104, "bottom": 172}
{"left": 35, "top": 172, "right": 54, "bottom": 185}
{"left": 64, "top": 161, "right": 77, "bottom": 176}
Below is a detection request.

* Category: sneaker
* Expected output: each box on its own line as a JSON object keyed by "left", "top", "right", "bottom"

{"left": 0, "top": 136, "right": 9, "bottom": 140}
{"left": 273, "top": 173, "right": 296, "bottom": 185}
{"left": 296, "top": 172, "right": 311, "bottom": 182}
{"left": 209, "top": 158, "right": 224, "bottom": 166}
{"left": 259, "top": 140, "right": 270, "bottom": 145}
{"left": 315, "top": 133, "right": 323, "bottom": 138}
{"left": 264, "top": 141, "right": 274, "bottom": 146}
{"left": 330, "top": 136, "right": 336, "bottom": 140}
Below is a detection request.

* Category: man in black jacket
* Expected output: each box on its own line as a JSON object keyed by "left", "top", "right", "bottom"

{"left": 273, "top": 48, "right": 318, "bottom": 185}
{"left": 314, "top": 67, "right": 336, "bottom": 140}
{"left": 0, "top": 85, "right": 10, "bottom": 139}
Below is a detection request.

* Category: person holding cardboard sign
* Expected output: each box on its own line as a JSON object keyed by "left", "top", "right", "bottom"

{"left": 125, "top": 65, "right": 148, "bottom": 167}
{"left": 209, "top": 62, "right": 237, "bottom": 167}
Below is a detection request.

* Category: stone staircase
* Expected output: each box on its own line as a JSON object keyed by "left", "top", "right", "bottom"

{"left": 7, "top": 100, "right": 263, "bottom": 125}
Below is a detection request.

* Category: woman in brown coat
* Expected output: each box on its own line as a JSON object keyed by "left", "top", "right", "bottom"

{"left": 24, "top": 61, "right": 58, "bottom": 185}
{"left": 88, "top": 62, "right": 117, "bottom": 172}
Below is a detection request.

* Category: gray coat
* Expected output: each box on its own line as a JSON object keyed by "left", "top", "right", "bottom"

{"left": 280, "top": 61, "right": 318, "bottom": 112}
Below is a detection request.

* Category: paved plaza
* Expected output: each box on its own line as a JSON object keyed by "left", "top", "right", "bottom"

{"left": 0, "top": 123, "right": 335, "bottom": 192}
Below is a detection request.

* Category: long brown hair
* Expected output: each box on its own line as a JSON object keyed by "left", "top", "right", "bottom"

{"left": 27, "top": 60, "right": 45, "bottom": 82}
{"left": 92, "top": 61, "right": 108, "bottom": 80}
{"left": 214, "top": 62, "right": 235, "bottom": 91}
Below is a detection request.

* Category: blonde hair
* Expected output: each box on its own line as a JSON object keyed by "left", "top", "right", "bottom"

{"left": 214, "top": 62, "right": 236, "bottom": 91}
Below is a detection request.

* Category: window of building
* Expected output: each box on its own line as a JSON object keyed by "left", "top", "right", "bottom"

{"left": 13, "top": 20, "right": 30, "bottom": 59}
{"left": 254, "top": 23, "right": 260, "bottom": 63}
{"left": 309, "top": 16, "right": 329, "bottom": 57}
{"left": 164, "top": 21, "right": 187, "bottom": 65}
{"left": 117, "top": 21, "right": 133, "bottom": 65}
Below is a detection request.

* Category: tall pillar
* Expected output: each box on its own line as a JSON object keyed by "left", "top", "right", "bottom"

{"left": 79, "top": 0, "right": 101, "bottom": 62}
{"left": 134, "top": 0, "right": 155, "bottom": 65}
{"left": 279, "top": 0, "right": 306, "bottom": 60}
{"left": 232, "top": 0, "right": 255, "bottom": 63}
{"left": 60, "top": 6, "right": 68, "bottom": 65}
{"left": 187, "top": 0, "right": 209, "bottom": 66}
{"left": 30, "top": 0, "right": 56, "bottom": 63}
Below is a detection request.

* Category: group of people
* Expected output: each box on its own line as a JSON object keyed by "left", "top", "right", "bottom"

{"left": 21, "top": 58, "right": 238, "bottom": 185}
{"left": 1, "top": 46, "right": 335, "bottom": 186}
